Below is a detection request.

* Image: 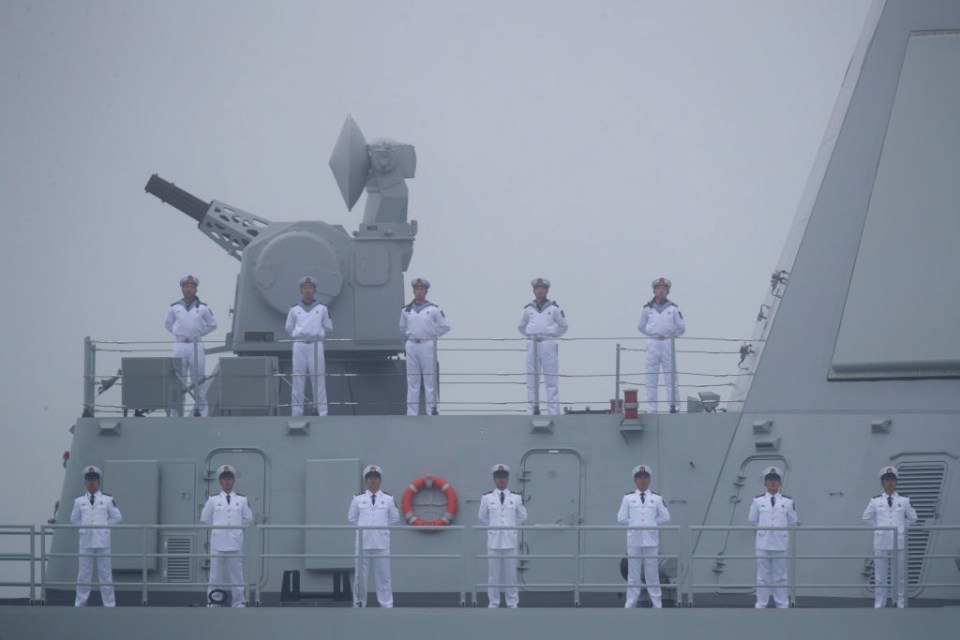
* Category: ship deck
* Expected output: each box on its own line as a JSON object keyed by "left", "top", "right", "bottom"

{"left": 1, "top": 605, "right": 957, "bottom": 640}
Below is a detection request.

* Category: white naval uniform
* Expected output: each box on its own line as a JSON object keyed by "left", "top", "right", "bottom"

{"left": 71, "top": 491, "right": 122, "bottom": 607}
{"left": 863, "top": 492, "right": 917, "bottom": 607}
{"left": 347, "top": 490, "right": 400, "bottom": 607}
{"left": 164, "top": 298, "right": 217, "bottom": 416}
{"left": 617, "top": 489, "right": 671, "bottom": 608}
{"left": 399, "top": 301, "right": 451, "bottom": 415}
{"left": 285, "top": 300, "right": 333, "bottom": 417}
{"left": 478, "top": 489, "right": 528, "bottom": 608}
{"left": 637, "top": 299, "right": 685, "bottom": 413}
{"left": 748, "top": 491, "right": 798, "bottom": 608}
{"left": 517, "top": 299, "right": 568, "bottom": 415}
{"left": 200, "top": 491, "right": 254, "bottom": 606}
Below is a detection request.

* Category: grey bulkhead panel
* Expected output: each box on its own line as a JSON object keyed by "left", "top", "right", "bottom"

{"left": 103, "top": 460, "right": 159, "bottom": 571}
{"left": 305, "top": 458, "right": 360, "bottom": 570}
{"left": 831, "top": 32, "right": 960, "bottom": 378}
{"left": 744, "top": 1, "right": 960, "bottom": 414}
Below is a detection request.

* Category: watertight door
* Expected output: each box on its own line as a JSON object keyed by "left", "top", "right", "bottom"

{"left": 520, "top": 450, "right": 583, "bottom": 591}
{"left": 205, "top": 450, "right": 267, "bottom": 586}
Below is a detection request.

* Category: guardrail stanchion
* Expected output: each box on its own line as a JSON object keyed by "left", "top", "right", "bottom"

{"left": 40, "top": 525, "right": 48, "bottom": 604}
{"left": 141, "top": 526, "right": 148, "bottom": 605}
{"left": 28, "top": 525, "right": 37, "bottom": 603}
{"left": 459, "top": 525, "right": 466, "bottom": 606}
{"left": 83, "top": 337, "right": 96, "bottom": 417}
{"left": 254, "top": 524, "right": 262, "bottom": 606}
{"left": 790, "top": 527, "right": 797, "bottom": 607}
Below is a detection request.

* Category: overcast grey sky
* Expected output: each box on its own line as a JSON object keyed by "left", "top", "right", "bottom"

{"left": 0, "top": 0, "right": 872, "bottom": 550}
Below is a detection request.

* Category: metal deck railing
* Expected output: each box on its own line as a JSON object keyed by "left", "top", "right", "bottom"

{"left": 81, "top": 335, "right": 761, "bottom": 417}
{"left": 4, "top": 523, "right": 957, "bottom": 607}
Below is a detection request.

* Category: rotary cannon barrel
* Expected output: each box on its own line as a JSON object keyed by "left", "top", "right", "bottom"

{"left": 144, "top": 174, "right": 210, "bottom": 222}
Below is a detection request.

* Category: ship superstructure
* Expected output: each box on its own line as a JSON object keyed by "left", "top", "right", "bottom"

{"left": 1, "top": 2, "right": 959, "bottom": 639}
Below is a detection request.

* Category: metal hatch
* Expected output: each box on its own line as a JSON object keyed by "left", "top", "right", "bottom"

{"left": 204, "top": 449, "right": 268, "bottom": 586}
{"left": 519, "top": 449, "right": 584, "bottom": 591}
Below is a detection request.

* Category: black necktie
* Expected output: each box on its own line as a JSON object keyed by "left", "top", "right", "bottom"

{"left": 500, "top": 492, "right": 505, "bottom": 504}
{"left": 887, "top": 496, "right": 893, "bottom": 507}
{"left": 89, "top": 494, "right": 95, "bottom": 506}
{"left": 226, "top": 494, "right": 231, "bottom": 505}
{"left": 771, "top": 496, "right": 776, "bottom": 507}
{"left": 371, "top": 493, "right": 376, "bottom": 505}
{"left": 641, "top": 492, "right": 646, "bottom": 504}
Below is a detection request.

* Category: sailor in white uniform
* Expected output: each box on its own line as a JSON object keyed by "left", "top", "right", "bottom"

{"left": 478, "top": 464, "right": 528, "bottom": 608}
{"left": 399, "top": 278, "right": 451, "bottom": 415}
{"left": 285, "top": 276, "right": 334, "bottom": 417}
{"left": 348, "top": 465, "right": 400, "bottom": 607}
{"left": 748, "top": 466, "right": 798, "bottom": 608}
{"left": 163, "top": 275, "right": 217, "bottom": 416}
{"left": 71, "top": 466, "right": 122, "bottom": 607}
{"left": 617, "top": 464, "right": 671, "bottom": 608}
{"left": 517, "top": 278, "right": 568, "bottom": 415}
{"left": 637, "top": 277, "right": 685, "bottom": 413}
{"left": 863, "top": 465, "right": 917, "bottom": 608}
{"left": 200, "top": 464, "right": 254, "bottom": 607}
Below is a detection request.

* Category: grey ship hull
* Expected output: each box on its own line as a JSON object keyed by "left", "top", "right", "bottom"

{"left": 4, "top": 1, "right": 960, "bottom": 638}
{"left": 2, "top": 607, "right": 955, "bottom": 640}
{"left": 36, "top": 411, "right": 960, "bottom": 610}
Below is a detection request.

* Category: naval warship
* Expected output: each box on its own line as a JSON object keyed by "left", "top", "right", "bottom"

{"left": 1, "top": 1, "right": 959, "bottom": 638}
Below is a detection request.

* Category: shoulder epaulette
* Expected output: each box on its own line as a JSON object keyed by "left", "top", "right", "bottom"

{"left": 235, "top": 493, "right": 246, "bottom": 497}
{"left": 382, "top": 491, "right": 392, "bottom": 496}
{"left": 170, "top": 300, "right": 180, "bottom": 307}
{"left": 650, "top": 491, "right": 660, "bottom": 496}
{"left": 210, "top": 493, "right": 219, "bottom": 497}
{"left": 355, "top": 492, "right": 363, "bottom": 496}
{"left": 899, "top": 493, "right": 908, "bottom": 498}
{"left": 101, "top": 493, "right": 112, "bottom": 497}
{"left": 755, "top": 494, "right": 764, "bottom": 498}
{"left": 782, "top": 495, "right": 792, "bottom": 499}
{"left": 625, "top": 490, "right": 634, "bottom": 495}
{"left": 873, "top": 494, "right": 882, "bottom": 499}
{"left": 483, "top": 490, "right": 493, "bottom": 495}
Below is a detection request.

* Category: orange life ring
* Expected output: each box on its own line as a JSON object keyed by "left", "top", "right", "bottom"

{"left": 401, "top": 475, "right": 459, "bottom": 528}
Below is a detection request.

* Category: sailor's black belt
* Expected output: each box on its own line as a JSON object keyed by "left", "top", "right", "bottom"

{"left": 175, "top": 337, "right": 196, "bottom": 343}
{"left": 407, "top": 338, "right": 429, "bottom": 344}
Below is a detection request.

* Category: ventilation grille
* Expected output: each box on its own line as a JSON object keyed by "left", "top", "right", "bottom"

{"left": 162, "top": 535, "right": 193, "bottom": 583}
{"left": 897, "top": 462, "right": 946, "bottom": 591}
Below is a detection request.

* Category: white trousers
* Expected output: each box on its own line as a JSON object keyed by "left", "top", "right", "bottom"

{"left": 354, "top": 548, "right": 393, "bottom": 607}
{"left": 208, "top": 549, "right": 246, "bottom": 607}
{"left": 525, "top": 339, "right": 560, "bottom": 415}
{"left": 874, "top": 548, "right": 907, "bottom": 607}
{"left": 172, "top": 342, "right": 207, "bottom": 416}
{"left": 405, "top": 340, "right": 436, "bottom": 416}
{"left": 487, "top": 548, "right": 520, "bottom": 608}
{"left": 75, "top": 547, "right": 115, "bottom": 607}
{"left": 625, "top": 545, "right": 661, "bottom": 608}
{"left": 755, "top": 549, "right": 789, "bottom": 608}
{"left": 645, "top": 339, "right": 678, "bottom": 413}
{"left": 291, "top": 341, "right": 327, "bottom": 416}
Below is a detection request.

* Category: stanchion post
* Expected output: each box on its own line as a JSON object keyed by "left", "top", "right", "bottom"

{"left": 83, "top": 337, "right": 96, "bottom": 417}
